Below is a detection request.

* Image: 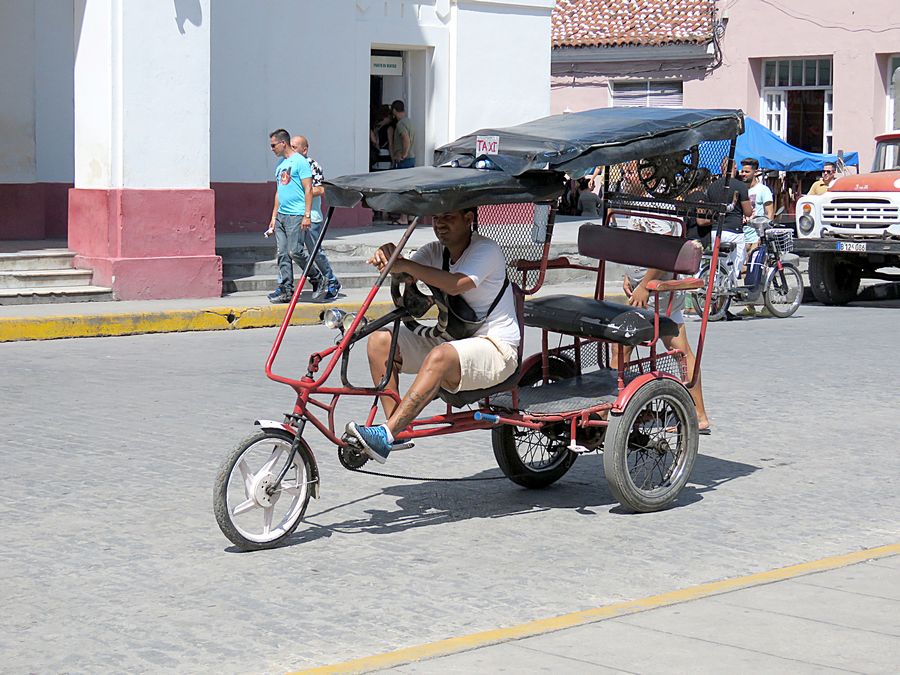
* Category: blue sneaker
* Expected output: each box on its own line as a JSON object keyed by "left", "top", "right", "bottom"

{"left": 345, "top": 422, "right": 392, "bottom": 463}
{"left": 323, "top": 281, "right": 342, "bottom": 302}
{"left": 267, "top": 286, "right": 286, "bottom": 301}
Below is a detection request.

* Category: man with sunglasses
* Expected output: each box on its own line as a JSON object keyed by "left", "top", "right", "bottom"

{"left": 265, "top": 128, "right": 319, "bottom": 304}
{"left": 808, "top": 163, "right": 838, "bottom": 196}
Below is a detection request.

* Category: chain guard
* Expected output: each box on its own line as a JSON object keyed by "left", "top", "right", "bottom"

{"left": 637, "top": 146, "right": 702, "bottom": 199}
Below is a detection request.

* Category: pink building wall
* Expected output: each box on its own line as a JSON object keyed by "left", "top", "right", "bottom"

{"left": 551, "top": 0, "right": 900, "bottom": 170}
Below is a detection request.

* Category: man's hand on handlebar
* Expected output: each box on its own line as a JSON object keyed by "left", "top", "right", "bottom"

{"left": 368, "top": 242, "right": 412, "bottom": 279}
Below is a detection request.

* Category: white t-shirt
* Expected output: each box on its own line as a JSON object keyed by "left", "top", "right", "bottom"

{"left": 410, "top": 232, "right": 520, "bottom": 347}
{"left": 748, "top": 182, "right": 774, "bottom": 218}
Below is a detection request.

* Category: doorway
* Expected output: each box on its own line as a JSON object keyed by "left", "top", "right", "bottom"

{"left": 787, "top": 90, "right": 825, "bottom": 153}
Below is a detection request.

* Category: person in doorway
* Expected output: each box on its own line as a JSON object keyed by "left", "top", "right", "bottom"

{"left": 264, "top": 128, "right": 319, "bottom": 304}
{"left": 390, "top": 100, "right": 416, "bottom": 169}
{"left": 389, "top": 100, "right": 417, "bottom": 226}
{"left": 807, "top": 162, "right": 838, "bottom": 195}
{"left": 369, "top": 105, "right": 393, "bottom": 172}
{"left": 705, "top": 158, "right": 752, "bottom": 320}
{"left": 345, "top": 209, "right": 520, "bottom": 463}
{"left": 290, "top": 135, "right": 341, "bottom": 302}
{"left": 618, "top": 162, "right": 711, "bottom": 434}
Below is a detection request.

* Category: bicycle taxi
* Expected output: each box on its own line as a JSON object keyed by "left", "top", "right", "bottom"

{"left": 214, "top": 107, "right": 745, "bottom": 551}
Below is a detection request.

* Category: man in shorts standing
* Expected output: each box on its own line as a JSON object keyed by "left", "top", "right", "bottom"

{"left": 346, "top": 208, "right": 520, "bottom": 463}
{"left": 265, "top": 129, "right": 319, "bottom": 304}
{"left": 619, "top": 164, "right": 711, "bottom": 433}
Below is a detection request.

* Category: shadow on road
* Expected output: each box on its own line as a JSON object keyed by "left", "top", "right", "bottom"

{"left": 263, "top": 452, "right": 759, "bottom": 549}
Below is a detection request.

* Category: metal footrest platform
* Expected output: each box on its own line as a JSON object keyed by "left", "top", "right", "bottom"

{"left": 491, "top": 368, "right": 618, "bottom": 415}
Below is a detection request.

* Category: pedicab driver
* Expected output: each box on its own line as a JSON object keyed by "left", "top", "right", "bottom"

{"left": 346, "top": 208, "right": 520, "bottom": 463}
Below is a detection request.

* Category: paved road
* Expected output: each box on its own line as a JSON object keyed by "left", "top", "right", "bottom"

{"left": 2, "top": 301, "right": 899, "bottom": 672}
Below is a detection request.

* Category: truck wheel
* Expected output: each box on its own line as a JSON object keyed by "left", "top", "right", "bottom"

{"left": 808, "top": 252, "right": 861, "bottom": 305}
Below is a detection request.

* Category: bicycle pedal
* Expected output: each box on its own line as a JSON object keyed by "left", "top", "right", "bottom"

{"left": 390, "top": 441, "right": 415, "bottom": 451}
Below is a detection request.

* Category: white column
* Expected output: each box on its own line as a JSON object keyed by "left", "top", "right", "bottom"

{"left": 70, "top": 0, "right": 220, "bottom": 299}
{"left": 74, "top": 0, "right": 210, "bottom": 189}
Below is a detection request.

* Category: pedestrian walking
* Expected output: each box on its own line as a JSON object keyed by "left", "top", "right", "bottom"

{"left": 291, "top": 135, "right": 341, "bottom": 302}
{"left": 265, "top": 128, "right": 320, "bottom": 304}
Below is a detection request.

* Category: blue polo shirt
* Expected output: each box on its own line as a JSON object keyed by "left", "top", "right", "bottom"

{"left": 275, "top": 153, "right": 313, "bottom": 216}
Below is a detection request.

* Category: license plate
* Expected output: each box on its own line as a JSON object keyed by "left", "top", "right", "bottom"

{"left": 836, "top": 242, "right": 867, "bottom": 252}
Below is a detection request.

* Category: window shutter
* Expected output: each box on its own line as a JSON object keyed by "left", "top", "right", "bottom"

{"left": 648, "top": 81, "right": 683, "bottom": 108}
{"left": 611, "top": 81, "right": 683, "bottom": 108}
{"left": 611, "top": 81, "right": 648, "bottom": 107}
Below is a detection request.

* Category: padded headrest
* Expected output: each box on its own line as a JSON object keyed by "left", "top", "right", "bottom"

{"left": 578, "top": 224, "right": 702, "bottom": 275}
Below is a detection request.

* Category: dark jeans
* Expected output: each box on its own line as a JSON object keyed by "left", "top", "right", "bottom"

{"left": 393, "top": 157, "right": 415, "bottom": 169}
{"left": 274, "top": 214, "right": 338, "bottom": 292}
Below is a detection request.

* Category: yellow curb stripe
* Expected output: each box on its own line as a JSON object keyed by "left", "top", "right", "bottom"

{"left": 292, "top": 543, "right": 900, "bottom": 674}
{"left": 0, "top": 300, "right": 404, "bottom": 342}
{"left": 0, "top": 292, "right": 629, "bottom": 343}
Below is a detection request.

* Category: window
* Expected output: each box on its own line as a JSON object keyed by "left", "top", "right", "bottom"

{"left": 760, "top": 57, "right": 833, "bottom": 153}
{"left": 763, "top": 58, "right": 831, "bottom": 87}
{"left": 888, "top": 55, "right": 900, "bottom": 131}
{"left": 610, "top": 80, "right": 683, "bottom": 108}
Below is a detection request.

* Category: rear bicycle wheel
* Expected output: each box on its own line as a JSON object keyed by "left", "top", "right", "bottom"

{"left": 763, "top": 264, "right": 803, "bottom": 318}
{"left": 603, "top": 379, "right": 698, "bottom": 512}
{"left": 213, "top": 429, "right": 315, "bottom": 551}
{"left": 492, "top": 356, "right": 578, "bottom": 489}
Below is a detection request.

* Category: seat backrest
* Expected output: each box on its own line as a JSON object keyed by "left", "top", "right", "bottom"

{"left": 578, "top": 224, "right": 702, "bottom": 275}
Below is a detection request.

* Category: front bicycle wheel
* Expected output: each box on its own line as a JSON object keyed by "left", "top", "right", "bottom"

{"left": 213, "top": 429, "right": 316, "bottom": 551}
{"left": 764, "top": 264, "right": 803, "bottom": 318}
{"left": 691, "top": 261, "right": 731, "bottom": 322}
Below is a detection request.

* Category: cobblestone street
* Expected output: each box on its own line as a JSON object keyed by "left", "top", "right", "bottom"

{"left": 2, "top": 302, "right": 899, "bottom": 672}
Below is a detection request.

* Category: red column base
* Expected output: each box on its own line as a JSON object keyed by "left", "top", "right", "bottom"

{"left": 68, "top": 188, "right": 222, "bottom": 300}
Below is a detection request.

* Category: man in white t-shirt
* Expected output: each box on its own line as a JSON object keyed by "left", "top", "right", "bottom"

{"left": 346, "top": 208, "right": 519, "bottom": 463}
{"left": 740, "top": 157, "right": 774, "bottom": 253}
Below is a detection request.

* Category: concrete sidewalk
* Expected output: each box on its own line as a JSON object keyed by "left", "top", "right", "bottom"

{"left": 300, "top": 545, "right": 900, "bottom": 674}
{"left": 0, "top": 217, "right": 614, "bottom": 342}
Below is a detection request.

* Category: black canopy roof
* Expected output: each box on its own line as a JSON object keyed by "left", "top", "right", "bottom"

{"left": 325, "top": 166, "right": 565, "bottom": 215}
{"left": 325, "top": 108, "right": 743, "bottom": 214}
{"left": 434, "top": 107, "right": 744, "bottom": 176}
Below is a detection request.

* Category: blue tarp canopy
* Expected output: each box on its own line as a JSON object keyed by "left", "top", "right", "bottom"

{"left": 734, "top": 117, "right": 858, "bottom": 171}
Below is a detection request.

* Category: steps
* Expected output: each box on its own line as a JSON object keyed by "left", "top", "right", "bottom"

{"left": 0, "top": 247, "right": 113, "bottom": 305}
{"left": 217, "top": 234, "right": 604, "bottom": 297}
{"left": 219, "top": 240, "right": 382, "bottom": 295}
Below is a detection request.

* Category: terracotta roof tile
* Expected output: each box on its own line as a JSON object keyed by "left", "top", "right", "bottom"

{"left": 552, "top": 0, "right": 716, "bottom": 48}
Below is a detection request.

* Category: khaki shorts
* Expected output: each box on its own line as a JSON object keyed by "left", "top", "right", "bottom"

{"left": 390, "top": 326, "right": 518, "bottom": 393}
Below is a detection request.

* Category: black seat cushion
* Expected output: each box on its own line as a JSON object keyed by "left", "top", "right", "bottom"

{"left": 437, "top": 366, "right": 521, "bottom": 408}
{"left": 524, "top": 295, "right": 679, "bottom": 346}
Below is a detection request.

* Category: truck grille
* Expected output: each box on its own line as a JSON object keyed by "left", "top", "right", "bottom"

{"left": 822, "top": 199, "right": 900, "bottom": 228}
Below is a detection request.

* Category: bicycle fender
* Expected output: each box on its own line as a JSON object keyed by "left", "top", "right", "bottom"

{"left": 253, "top": 420, "right": 321, "bottom": 499}
{"left": 255, "top": 419, "right": 297, "bottom": 435}
{"left": 765, "top": 262, "right": 795, "bottom": 287}
{"left": 613, "top": 372, "right": 685, "bottom": 414}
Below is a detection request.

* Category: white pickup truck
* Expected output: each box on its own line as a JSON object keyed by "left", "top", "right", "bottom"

{"left": 795, "top": 132, "right": 900, "bottom": 304}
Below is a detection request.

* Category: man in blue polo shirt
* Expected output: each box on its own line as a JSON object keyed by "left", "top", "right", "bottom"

{"left": 265, "top": 128, "right": 320, "bottom": 303}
